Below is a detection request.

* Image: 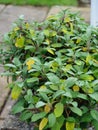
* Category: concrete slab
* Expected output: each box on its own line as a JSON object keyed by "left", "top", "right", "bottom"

{"left": 0, "top": 5, "right": 49, "bottom": 41}
{"left": 48, "top": 6, "right": 90, "bottom": 23}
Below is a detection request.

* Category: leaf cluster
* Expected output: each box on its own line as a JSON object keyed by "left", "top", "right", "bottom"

{"left": 0, "top": 10, "right": 98, "bottom": 129}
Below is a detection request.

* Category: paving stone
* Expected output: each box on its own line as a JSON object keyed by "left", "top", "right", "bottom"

{"left": 48, "top": 6, "right": 90, "bottom": 23}
{"left": 0, "top": 5, "right": 49, "bottom": 41}
{"left": 0, "top": 76, "right": 10, "bottom": 113}
{"left": 0, "top": 95, "right": 16, "bottom": 128}
{"left": 0, "top": 4, "right": 5, "bottom": 12}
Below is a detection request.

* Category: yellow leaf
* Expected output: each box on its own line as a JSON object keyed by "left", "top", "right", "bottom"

{"left": 25, "top": 23, "right": 30, "bottom": 29}
{"left": 66, "top": 64, "right": 72, "bottom": 70}
{"left": 26, "top": 59, "right": 35, "bottom": 70}
{"left": 76, "top": 38, "right": 81, "bottom": 44}
{"left": 30, "top": 29, "right": 35, "bottom": 36}
{"left": 14, "top": 27, "right": 20, "bottom": 32}
{"left": 93, "top": 59, "right": 98, "bottom": 64}
{"left": 39, "top": 118, "right": 48, "bottom": 130}
{"left": 43, "top": 30, "right": 50, "bottom": 37}
{"left": 70, "top": 23, "right": 73, "bottom": 33}
{"left": 47, "top": 15, "right": 57, "bottom": 20}
{"left": 82, "top": 47, "right": 88, "bottom": 51}
{"left": 50, "top": 31, "right": 57, "bottom": 37}
{"left": 44, "top": 104, "right": 51, "bottom": 113}
{"left": 86, "top": 54, "right": 92, "bottom": 64}
{"left": 15, "top": 36, "right": 25, "bottom": 48}
{"left": 47, "top": 48, "right": 54, "bottom": 55}
{"left": 87, "top": 88, "right": 94, "bottom": 94}
{"left": 40, "top": 85, "right": 46, "bottom": 89}
{"left": 73, "top": 85, "right": 80, "bottom": 92}
{"left": 45, "top": 39, "right": 50, "bottom": 44}
{"left": 11, "top": 86, "right": 22, "bottom": 100}
{"left": 66, "top": 122, "right": 75, "bottom": 130}
{"left": 62, "top": 28, "right": 67, "bottom": 33}
{"left": 64, "top": 17, "right": 71, "bottom": 23}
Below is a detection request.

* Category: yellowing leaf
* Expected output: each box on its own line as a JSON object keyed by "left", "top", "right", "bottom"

{"left": 87, "top": 88, "right": 94, "bottom": 94}
{"left": 62, "top": 28, "right": 67, "bottom": 33}
{"left": 39, "top": 118, "right": 48, "bottom": 130}
{"left": 47, "top": 15, "right": 57, "bottom": 20}
{"left": 70, "top": 23, "right": 73, "bottom": 33}
{"left": 82, "top": 47, "right": 88, "bottom": 51}
{"left": 26, "top": 59, "right": 35, "bottom": 70}
{"left": 11, "top": 86, "right": 22, "bottom": 100}
{"left": 80, "top": 74, "right": 94, "bottom": 81}
{"left": 30, "top": 29, "right": 35, "bottom": 36}
{"left": 15, "top": 36, "right": 25, "bottom": 48}
{"left": 54, "top": 103, "right": 64, "bottom": 117}
{"left": 93, "top": 59, "right": 98, "bottom": 64}
{"left": 44, "top": 104, "right": 51, "bottom": 113}
{"left": 64, "top": 17, "right": 71, "bottom": 23}
{"left": 14, "top": 27, "right": 20, "bottom": 32}
{"left": 25, "top": 23, "right": 30, "bottom": 29}
{"left": 47, "top": 48, "right": 54, "bottom": 55}
{"left": 73, "top": 85, "right": 80, "bottom": 92}
{"left": 43, "top": 30, "right": 50, "bottom": 37}
{"left": 86, "top": 54, "right": 92, "bottom": 64}
{"left": 76, "top": 38, "right": 81, "bottom": 44}
{"left": 45, "top": 39, "right": 50, "bottom": 44}
{"left": 50, "top": 31, "right": 57, "bottom": 37}
{"left": 66, "top": 122, "right": 75, "bottom": 130}
{"left": 66, "top": 64, "right": 72, "bottom": 70}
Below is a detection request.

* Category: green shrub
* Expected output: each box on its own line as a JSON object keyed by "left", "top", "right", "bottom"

{"left": 0, "top": 10, "right": 98, "bottom": 130}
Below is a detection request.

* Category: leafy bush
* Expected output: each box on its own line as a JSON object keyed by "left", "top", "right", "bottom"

{"left": 0, "top": 10, "right": 98, "bottom": 130}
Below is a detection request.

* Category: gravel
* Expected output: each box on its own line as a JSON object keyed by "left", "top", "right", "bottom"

{"left": 1, "top": 114, "right": 34, "bottom": 130}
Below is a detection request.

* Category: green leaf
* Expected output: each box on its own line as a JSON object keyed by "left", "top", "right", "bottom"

{"left": 20, "top": 110, "right": 33, "bottom": 121}
{"left": 47, "top": 73, "right": 60, "bottom": 84}
{"left": 36, "top": 101, "right": 45, "bottom": 108}
{"left": 90, "top": 110, "right": 98, "bottom": 121}
{"left": 4, "top": 64, "right": 16, "bottom": 68}
{"left": 70, "top": 107, "right": 82, "bottom": 116}
{"left": 48, "top": 113, "right": 56, "bottom": 127}
{"left": 12, "top": 57, "right": 21, "bottom": 66}
{"left": 53, "top": 90, "right": 65, "bottom": 99}
{"left": 54, "top": 103, "right": 64, "bottom": 117}
{"left": 66, "top": 77, "right": 77, "bottom": 88}
{"left": 92, "top": 120, "right": 98, "bottom": 130}
{"left": 57, "top": 115, "right": 65, "bottom": 128}
{"left": 51, "top": 122, "right": 61, "bottom": 130}
{"left": 26, "top": 77, "right": 39, "bottom": 83}
{"left": 25, "top": 45, "right": 35, "bottom": 51}
{"left": 31, "top": 112, "right": 46, "bottom": 122}
{"left": 12, "top": 106, "right": 24, "bottom": 114}
{"left": 77, "top": 93, "right": 87, "bottom": 100}
{"left": 66, "top": 117, "right": 76, "bottom": 122}
{"left": 80, "top": 74, "right": 94, "bottom": 81}
{"left": 89, "top": 92, "right": 98, "bottom": 101}
{"left": 51, "top": 43, "right": 62, "bottom": 48}
{"left": 24, "top": 89, "right": 33, "bottom": 104}
{"left": 81, "top": 113, "right": 92, "bottom": 122}
{"left": 39, "top": 92, "right": 49, "bottom": 102}
{"left": 12, "top": 99, "right": 25, "bottom": 114}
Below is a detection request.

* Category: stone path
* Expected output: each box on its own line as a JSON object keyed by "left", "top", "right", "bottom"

{"left": 0, "top": 4, "right": 90, "bottom": 129}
